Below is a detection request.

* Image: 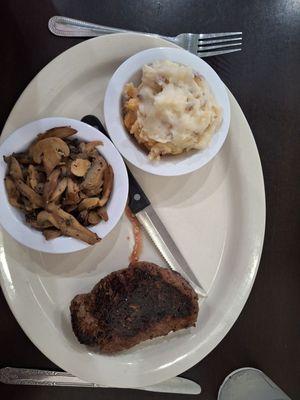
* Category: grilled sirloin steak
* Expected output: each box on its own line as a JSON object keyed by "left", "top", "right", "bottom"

{"left": 70, "top": 261, "right": 199, "bottom": 353}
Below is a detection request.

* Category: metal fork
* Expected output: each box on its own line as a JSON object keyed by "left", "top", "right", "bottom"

{"left": 0, "top": 367, "right": 201, "bottom": 395}
{"left": 49, "top": 16, "right": 242, "bottom": 58}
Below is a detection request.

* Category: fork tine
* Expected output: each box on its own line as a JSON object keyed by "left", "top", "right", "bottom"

{"left": 199, "top": 32, "right": 242, "bottom": 39}
{"left": 197, "top": 48, "right": 242, "bottom": 58}
{"left": 198, "top": 42, "right": 241, "bottom": 51}
{"left": 198, "top": 37, "right": 242, "bottom": 45}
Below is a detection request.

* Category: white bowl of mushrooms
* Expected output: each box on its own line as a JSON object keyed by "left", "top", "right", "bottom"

{"left": 0, "top": 117, "right": 128, "bottom": 253}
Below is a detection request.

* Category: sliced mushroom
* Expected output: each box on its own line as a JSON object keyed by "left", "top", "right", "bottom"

{"left": 14, "top": 179, "right": 43, "bottom": 208}
{"left": 4, "top": 176, "right": 22, "bottom": 209}
{"left": 35, "top": 183, "right": 44, "bottom": 195}
{"left": 27, "top": 165, "right": 39, "bottom": 190}
{"left": 26, "top": 216, "right": 43, "bottom": 230}
{"left": 8, "top": 156, "right": 23, "bottom": 180}
{"left": 30, "top": 137, "right": 70, "bottom": 175}
{"left": 49, "top": 177, "right": 68, "bottom": 202}
{"left": 60, "top": 165, "right": 68, "bottom": 177}
{"left": 71, "top": 158, "right": 91, "bottom": 177}
{"left": 43, "top": 168, "right": 61, "bottom": 203}
{"left": 77, "top": 197, "right": 100, "bottom": 212}
{"left": 23, "top": 197, "right": 35, "bottom": 212}
{"left": 34, "top": 172, "right": 46, "bottom": 195}
{"left": 77, "top": 209, "right": 89, "bottom": 226}
{"left": 37, "top": 126, "right": 77, "bottom": 141}
{"left": 84, "top": 140, "right": 103, "bottom": 153}
{"left": 67, "top": 140, "right": 80, "bottom": 159}
{"left": 35, "top": 211, "right": 53, "bottom": 228}
{"left": 37, "top": 210, "right": 59, "bottom": 229}
{"left": 64, "top": 177, "right": 81, "bottom": 205}
{"left": 97, "top": 207, "right": 108, "bottom": 222}
{"left": 98, "top": 165, "right": 114, "bottom": 207}
{"left": 81, "top": 156, "right": 107, "bottom": 196}
{"left": 60, "top": 158, "right": 74, "bottom": 176}
{"left": 64, "top": 204, "right": 78, "bottom": 213}
{"left": 88, "top": 210, "right": 102, "bottom": 226}
{"left": 65, "top": 137, "right": 79, "bottom": 145}
{"left": 78, "top": 191, "right": 88, "bottom": 201}
{"left": 46, "top": 203, "right": 101, "bottom": 245}
{"left": 11, "top": 152, "right": 33, "bottom": 165}
{"left": 77, "top": 141, "right": 102, "bottom": 159}
{"left": 43, "top": 228, "right": 62, "bottom": 240}
{"left": 76, "top": 144, "right": 89, "bottom": 160}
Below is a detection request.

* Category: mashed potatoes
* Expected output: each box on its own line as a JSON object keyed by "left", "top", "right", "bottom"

{"left": 122, "top": 60, "right": 222, "bottom": 160}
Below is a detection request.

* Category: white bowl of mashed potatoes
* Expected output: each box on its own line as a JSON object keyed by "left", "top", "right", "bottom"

{"left": 104, "top": 47, "right": 230, "bottom": 176}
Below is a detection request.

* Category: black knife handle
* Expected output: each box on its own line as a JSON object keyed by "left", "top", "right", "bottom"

{"left": 126, "top": 168, "right": 150, "bottom": 213}
{"left": 81, "top": 115, "right": 150, "bottom": 214}
{"left": 81, "top": 115, "right": 106, "bottom": 133}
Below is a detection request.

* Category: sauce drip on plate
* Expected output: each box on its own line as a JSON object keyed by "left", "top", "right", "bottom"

{"left": 125, "top": 206, "right": 142, "bottom": 263}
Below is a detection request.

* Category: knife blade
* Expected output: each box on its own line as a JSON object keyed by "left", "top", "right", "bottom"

{"left": 135, "top": 205, "right": 207, "bottom": 297}
{"left": 0, "top": 367, "right": 201, "bottom": 394}
{"left": 81, "top": 115, "right": 207, "bottom": 297}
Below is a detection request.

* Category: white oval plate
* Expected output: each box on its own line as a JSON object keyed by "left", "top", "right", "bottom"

{"left": 0, "top": 117, "right": 128, "bottom": 253}
{"left": 0, "top": 33, "right": 265, "bottom": 388}
{"left": 104, "top": 47, "right": 230, "bottom": 176}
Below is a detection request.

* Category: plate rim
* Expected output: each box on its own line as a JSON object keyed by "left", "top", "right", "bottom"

{"left": 0, "top": 32, "right": 266, "bottom": 388}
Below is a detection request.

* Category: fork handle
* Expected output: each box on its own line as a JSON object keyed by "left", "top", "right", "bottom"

{"left": 49, "top": 16, "right": 173, "bottom": 42}
{"left": 49, "top": 16, "right": 138, "bottom": 37}
{"left": 0, "top": 367, "right": 201, "bottom": 394}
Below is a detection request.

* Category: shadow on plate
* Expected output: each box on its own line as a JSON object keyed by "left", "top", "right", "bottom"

{"left": 131, "top": 132, "right": 232, "bottom": 208}
{"left": 60, "top": 310, "right": 91, "bottom": 354}
{"left": 41, "top": 56, "right": 121, "bottom": 118}
{"left": 79, "top": 325, "right": 197, "bottom": 360}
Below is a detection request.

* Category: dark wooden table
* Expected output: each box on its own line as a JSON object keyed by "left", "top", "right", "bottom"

{"left": 1, "top": 1, "right": 299, "bottom": 399}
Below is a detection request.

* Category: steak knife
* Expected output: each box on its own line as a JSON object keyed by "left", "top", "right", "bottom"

{"left": 81, "top": 115, "right": 207, "bottom": 297}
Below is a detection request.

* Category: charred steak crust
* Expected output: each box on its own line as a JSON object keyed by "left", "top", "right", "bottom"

{"left": 70, "top": 261, "right": 199, "bottom": 353}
